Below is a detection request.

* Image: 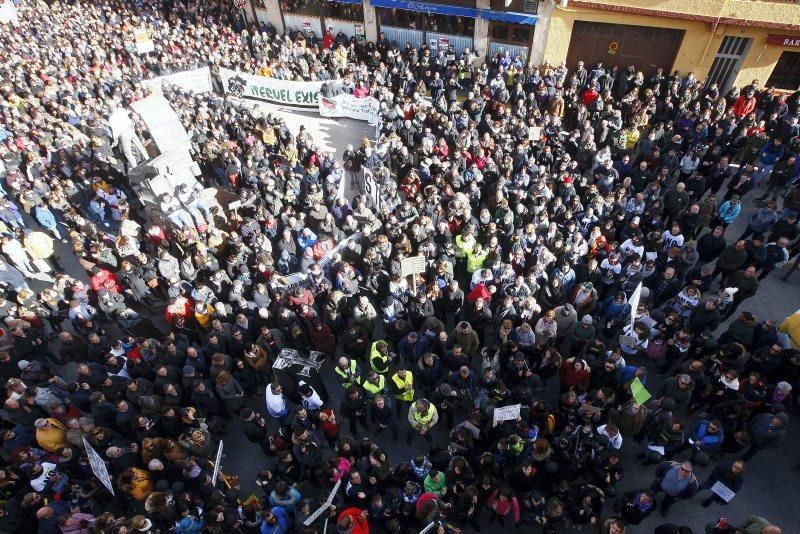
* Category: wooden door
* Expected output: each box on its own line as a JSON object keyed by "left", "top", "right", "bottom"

{"left": 566, "top": 21, "right": 685, "bottom": 76}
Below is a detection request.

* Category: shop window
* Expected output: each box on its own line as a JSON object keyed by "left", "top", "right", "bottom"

{"left": 324, "top": 1, "right": 364, "bottom": 22}
{"left": 378, "top": 8, "right": 424, "bottom": 29}
{"left": 767, "top": 51, "right": 800, "bottom": 91}
{"left": 425, "top": 12, "right": 474, "bottom": 36}
{"left": 281, "top": 0, "right": 320, "bottom": 16}
{"left": 491, "top": 23, "right": 532, "bottom": 45}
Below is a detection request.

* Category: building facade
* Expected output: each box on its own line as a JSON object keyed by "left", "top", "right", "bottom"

{"left": 240, "top": 0, "right": 800, "bottom": 92}
{"left": 243, "top": 0, "right": 544, "bottom": 65}
{"left": 541, "top": 0, "right": 800, "bottom": 93}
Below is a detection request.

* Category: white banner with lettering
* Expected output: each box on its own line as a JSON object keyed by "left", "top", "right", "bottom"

{"left": 319, "top": 94, "right": 381, "bottom": 124}
{"left": 219, "top": 67, "right": 324, "bottom": 108}
{"left": 141, "top": 67, "right": 213, "bottom": 95}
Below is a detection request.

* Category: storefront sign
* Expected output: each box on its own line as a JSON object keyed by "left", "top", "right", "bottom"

{"left": 767, "top": 34, "right": 800, "bottom": 47}
{"left": 319, "top": 93, "right": 381, "bottom": 124}
{"left": 219, "top": 67, "right": 324, "bottom": 107}
{"left": 141, "top": 67, "right": 213, "bottom": 95}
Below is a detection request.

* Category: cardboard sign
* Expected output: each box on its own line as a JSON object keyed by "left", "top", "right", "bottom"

{"left": 493, "top": 403, "right": 521, "bottom": 422}
{"left": 630, "top": 377, "right": 651, "bottom": 406}
{"left": 83, "top": 438, "right": 115, "bottom": 495}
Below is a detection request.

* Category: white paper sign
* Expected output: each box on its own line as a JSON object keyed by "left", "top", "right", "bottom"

{"left": 401, "top": 255, "right": 426, "bottom": 277}
{"left": 133, "top": 27, "right": 155, "bottom": 54}
{"left": 493, "top": 403, "right": 521, "bottom": 422}
{"left": 711, "top": 481, "right": 735, "bottom": 502}
{"left": 83, "top": 437, "right": 115, "bottom": 495}
{"left": 646, "top": 444, "right": 665, "bottom": 455}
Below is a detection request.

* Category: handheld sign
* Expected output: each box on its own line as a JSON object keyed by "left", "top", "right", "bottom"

{"left": 493, "top": 404, "right": 521, "bottom": 423}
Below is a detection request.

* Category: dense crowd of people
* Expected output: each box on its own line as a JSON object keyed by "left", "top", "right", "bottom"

{"left": 0, "top": 0, "right": 798, "bottom": 532}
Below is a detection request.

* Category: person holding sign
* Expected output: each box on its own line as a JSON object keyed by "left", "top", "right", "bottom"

{"left": 697, "top": 459, "right": 745, "bottom": 508}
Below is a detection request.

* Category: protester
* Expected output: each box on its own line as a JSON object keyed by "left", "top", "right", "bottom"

{"left": 0, "top": 0, "right": 796, "bottom": 531}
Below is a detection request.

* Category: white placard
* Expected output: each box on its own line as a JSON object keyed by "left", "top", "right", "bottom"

{"left": 628, "top": 282, "right": 642, "bottom": 328}
{"left": 83, "top": 438, "right": 115, "bottom": 495}
{"left": 711, "top": 481, "right": 735, "bottom": 502}
{"left": 141, "top": 67, "right": 213, "bottom": 95}
{"left": 493, "top": 403, "right": 521, "bottom": 422}
{"left": 401, "top": 256, "right": 426, "bottom": 277}
{"left": 646, "top": 444, "right": 665, "bottom": 455}
{"left": 133, "top": 27, "right": 155, "bottom": 54}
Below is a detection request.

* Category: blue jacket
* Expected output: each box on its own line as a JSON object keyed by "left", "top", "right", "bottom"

{"left": 692, "top": 420, "right": 724, "bottom": 451}
{"left": 35, "top": 205, "right": 58, "bottom": 228}
{"left": 718, "top": 201, "right": 741, "bottom": 223}
{"left": 759, "top": 141, "right": 785, "bottom": 166}
{"left": 748, "top": 208, "right": 778, "bottom": 233}
{"left": 261, "top": 507, "right": 291, "bottom": 534}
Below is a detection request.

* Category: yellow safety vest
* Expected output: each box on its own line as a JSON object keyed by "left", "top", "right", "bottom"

{"left": 370, "top": 343, "right": 390, "bottom": 374}
{"left": 334, "top": 360, "right": 361, "bottom": 389}
{"left": 391, "top": 372, "right": 414, "bottom": 402}
{"left": 363, "top": 375, "right": 386, "bottom": 396}
{"left": 413, "top": 404, "right": 435, "bottom": 426}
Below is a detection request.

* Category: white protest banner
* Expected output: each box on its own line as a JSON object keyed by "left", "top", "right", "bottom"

{"left": 0, "top": 0, "right": 19, "bottom": 24}
{"left": 711, "top": 481, "right": 736, "bottom": 502}
{"left": 133, "top": 27, "right": 155, "bottom": 54}
{"left": 318, "top": 232, "right": 362, "bottom": 270}
{"left": 619, "top": 335, "right": 639, "bottom": 347}
{"left": 141, "top": 67, "right": 213, "bottom": 95}
{"left": 304, "top": 479, "right": 341, "bottom": 525}
{"left": 83, "top": 437, "right": 115, "bottom": 495}
{"left": 219, "top": 67, "right": 324, "bottom": 108}
{"left": 129, "top": 95, "right": 192, "bottom": 154}
{"left": 628, "top": 282, "right": 642, "bottom": 328}
{"left": 211, "top": 440, "right": 224, "bottom": 486}
{"left": 363, "top": 169, "right": 381, "bottom": 211}
{"left": 493, "top": 404, "right": 521, "bottom": 423}
{"left": 319, "top": 94, "right": 381, "bottom": 125}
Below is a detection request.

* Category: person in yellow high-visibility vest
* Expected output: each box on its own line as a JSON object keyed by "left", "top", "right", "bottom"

{"left": 362, "top": 370, "right": 386, "bottom": 399}
{"left": 390, "top": 368, "right": 414, "bottom": 416}
{"left": 406, "top": 398, "right": 438, "bottom": 446}
{"left": 334, "top": 357, "right": 362, "bottom": 390}
{"left": 370, "top": 340, "right": 393, "bottom": 376}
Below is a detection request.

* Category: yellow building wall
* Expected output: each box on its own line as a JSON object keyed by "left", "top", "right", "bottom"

{"left": 543, "top": 2, "right": 800, "bottom": 90}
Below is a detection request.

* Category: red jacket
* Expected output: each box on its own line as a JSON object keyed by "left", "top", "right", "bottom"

{"left": 91, "top": 269, "right": 121, "bottom": 294}
{"left": 559, "top": 359, "right": 591, "bottom": 391}
{"left": 337, "top": 508, "right": 369, "bottom": 534}
{"left": 731, "top": 95, "right": 756, "bottom": 117}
